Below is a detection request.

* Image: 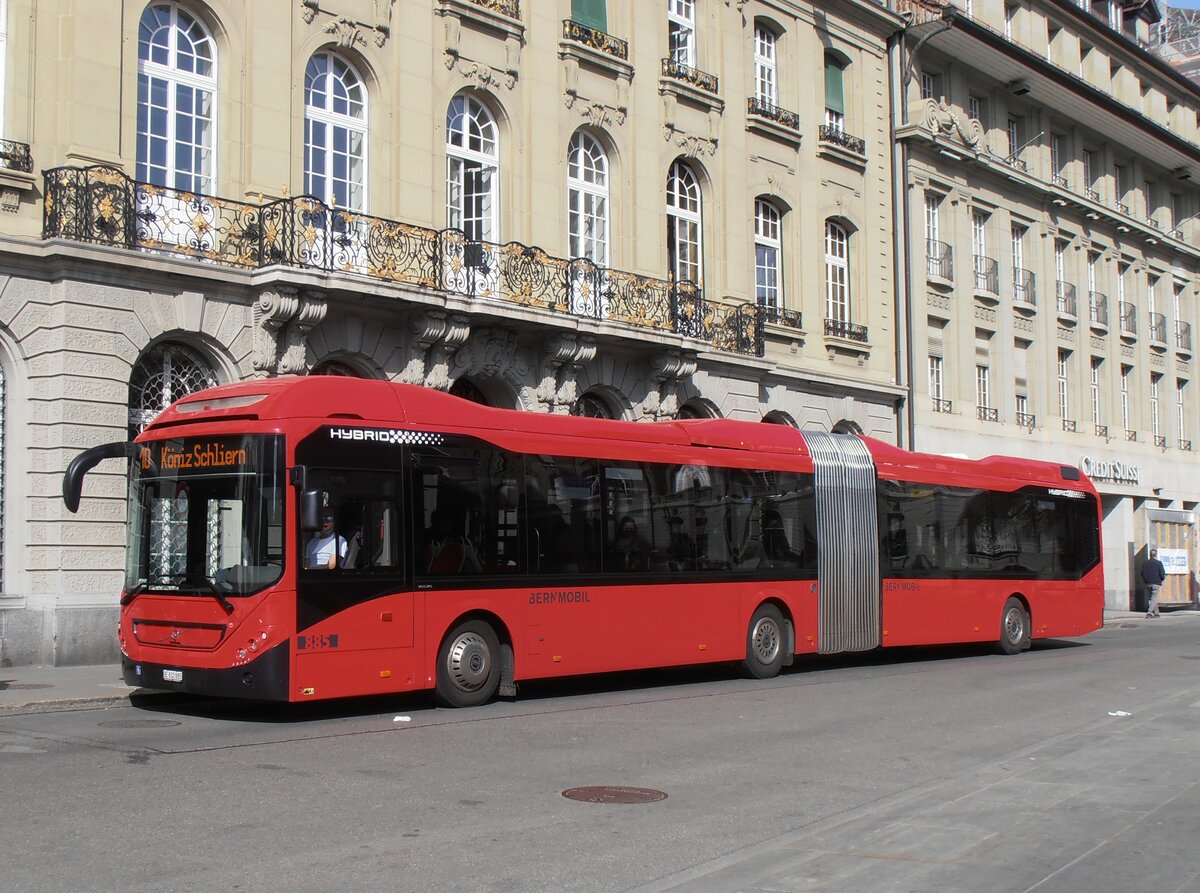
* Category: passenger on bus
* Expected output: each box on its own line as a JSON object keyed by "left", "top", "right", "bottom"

{"left": 666, "top": 515, "right": 696, "bottom": 571}
{"left": 609, "top": 515, "right": 650, "bottom": 571}
{"left": 306, "top": 509, "right": 348, "bottom": 570}
{"left": 419, "top": 508, "right": 483, "bottom": 575}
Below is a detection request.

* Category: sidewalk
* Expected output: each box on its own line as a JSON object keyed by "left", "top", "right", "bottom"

{"left": 1, "top": 607, "right": 1197, "bottom": 713}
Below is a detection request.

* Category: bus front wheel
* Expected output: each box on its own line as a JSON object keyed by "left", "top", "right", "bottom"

{"left": 435, "top": 619, "right": 501, "bottom": 708}
{"left": 997, "top": 597, "right": 1031, "bottom": 656}
{"left": 744, "top": 604, "right": 786, "bottom": 679}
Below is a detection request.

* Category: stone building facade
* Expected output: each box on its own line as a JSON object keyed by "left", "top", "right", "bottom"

{"left": 900, "top": 0, "right": 1200, "bottom": 610}
{"left": 0, "top": 0, "right": 905, "bottom": 664}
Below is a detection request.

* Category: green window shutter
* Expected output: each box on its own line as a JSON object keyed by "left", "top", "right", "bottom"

{"left": 572, "top": 0, "right": 608, "bottom": 32}
{"left": 824, "top": 58, "right": 845, "bottom": 115}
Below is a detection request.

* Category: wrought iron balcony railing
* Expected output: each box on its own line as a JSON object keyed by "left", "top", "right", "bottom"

{"left": 1181, "top": 440, "right": 1193, "bottom": 452}
{"left": 1178, "top": 321, "right": 1193, "bottom": 352}
{"left": 562, "top": 19, "right": 628, "bottom": 59}
{"left": 759, "top": 304, "right": 802, "bottom": 329}
{"left": 1149, "top": 311, "right": 1167, "bottom": 344}
{"left": 0, "top": 139, "right": 33, "bottom": 173}
{"left": 973, "top": 255, "right": 998, "bottom": 294}
{"left": 661, "top": 58, "right": 719, "bottom": 94}
{"left": 1155, "top": 435, "right": 1168, "bottom": 449}
{"left": 1013, "top": 267, "right": 1036, "bottom": 306}
{"left": 1016, "top": 412, "right": 1036, "bottom": 430}
{"left": 977, "top": 407, "right": 999, "bottom": 422}
{"left": 824, "top": 318, "right": 869, "bottom": 342}
{"left": 1062, "top": 419, "right": 1078, "bottom": 433}
{"left": 1148, "top": 216, "right": 1161, "bottom": 230}
{"left": 1001, "top": 155, "right": 1028, "bottom": 172}
{"left": 1056, "top": 281, "right": 1078, "bottom": 317}
{"left": 932, "top": 398, "right": 953, "bottom": 413}
{"left": 1119, "top": 301, "right": 1137, "bottom": 336}
{"left": 746, "top": 97, "right": 800, "bottom": 131}
{"left": 1052, "top": 174, "right": 1068, "bottom": 188}
{"left": 1086, "top": 188, "right": 1101, "bottom": 202}
{"left": 1126, "top": 429, "right": 1138, "bottom": 442}
{"left": 470, "top": 0, "right": 519, "bottom": 17}
{"left": 1095, "top": 424, "right": 1109, "bottom": 439}
{"left": 1116, "top": 201, "right": 1130, "bottom": 215}
{"left": 1089, "top": 292, "right": 1108, "bottom": 327}
{"left": 817, "top": 124, "right": 867, "bottom": 155}
{"left": 42, "top": 165, "right": 766, "bottom": 356}
{"left": 926, "top": 239, "right": 953, "bottom": 280}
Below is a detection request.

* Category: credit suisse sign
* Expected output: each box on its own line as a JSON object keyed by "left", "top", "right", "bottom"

{"left": 1080, "top": 455, "right": 1142, "bottom": 485}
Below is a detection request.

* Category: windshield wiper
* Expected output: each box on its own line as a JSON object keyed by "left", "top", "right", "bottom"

{"left": 197, "top": 577, "right": 236, "bottom": 615}
{"left": 121, "top": 574, "right": 236, "bottom": 614}
{"left": 120, "top": 582, "right": 150, "bottom": 607}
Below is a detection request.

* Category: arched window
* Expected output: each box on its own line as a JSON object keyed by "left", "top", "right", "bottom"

{"left": 128, "top": 342, "right": 217, "bottom": 439}
{"left": 753, "top": 24, "right": 777, "bottom": 105}
{"left": 567, "top": 131, "right": 610, "bottom": 266}
{"left": 667, "top": 161, "right": 702, "bottom": 286}
{"left": 304, "top": 52, "right": 367, "bottom": 210}
{"left": 310, "top": 359, "right": 362, "bottom": 377}
{"left": 824, "top": 53, "right": 846, "bottom": 132}
{"left": 824, "top": 220, "right": 850, "bottom": 324}
{"left": 573, "top": 392, "right": 614, "bottom": 419}
{"left": 754, "top": 199, "right": 782, "bottom": 312}
{"left": 136, "top": 3, "right": 216, "bottom": 192}
{"left": 450, "top": 378, "right": 490, "bottom": 406}
{"left": 446, "top": 95, "right": 499, "bottom": 243}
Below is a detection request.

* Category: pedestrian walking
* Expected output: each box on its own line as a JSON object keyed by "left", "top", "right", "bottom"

{"left": 1141, "top": 549, "right": 1167, "bottom": 618}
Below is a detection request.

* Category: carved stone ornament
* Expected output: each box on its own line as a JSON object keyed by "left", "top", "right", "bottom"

{"left": 324, "top": 18, "right": 366, "bottom": 49}
{"left": 448, "top": 57, "right": 516, "bottom": 91}
{"left": 301, "top": 0, "right": 318, "bottom": 24}
{"left": 537, "top": 333, "right": 596, "bottom": 414}
{"left": 664, "top": 128, "right": 718, "bottom": 158}
{"left": 920, "top": 98, "right": 984, "bottom": 150}
{"left": 280, "top": 290, "right": 329, "bottom": 375}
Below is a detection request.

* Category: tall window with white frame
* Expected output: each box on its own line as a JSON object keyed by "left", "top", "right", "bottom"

{"left": 1151, "top": 372, "right": 1163, "bottom": 444}
{"left": 1055, "top": 239, "right": 1069, "bottom": 313}
{"left": 1058, "top": 349, "right": 1071, "bottom": 426}
{"left": 446, "top": 94, "right": 499, "bottom": 244}
{"left": 929, "top": 322, "right": 947, "bottom": 411}
{"left": 567, "top": 131, "right": 609, "bottom": 266}
{"left": 824, "top": 220, "right": 850, "bottom": 327}
{"left": 971, "top": 210, "right": 990, "bottom": 291}
{"left": 824, "top": 54, "right": 846, "bottom": 131}
{"left": 666, "top": 160, "right": 702, "bottom": 286}
{"left": 976, "top": 332, "right": 992, "bottom": 420}
{"left": 1178, "top": 379, "right": 1188, "bottom": 448}
{"left": 1008, "top": 118, "right": 1022, "bottom": 162}
{"left": 668, "top": 0, "right": 695, "bottom": 67}
{"left": 136, "top": 3, "right": 217, "bottom": 192}
{"left": 1012, "top": 223, "right": 1029, "bottom": 303}
{"left": 925, "top": 193, "right": 945, "bottom": 278}
{"left": 1121, "top": 363, "right": 1133, "bottom": 436}
{"left": 1014, "top": 339, "right": 1030, "bottom": 425}
{"left": 753, "top": 24, "right": 777, "bottom": 106}
{"left": 304, "top": 52, "right": 367, "bottom": 211}
{"left": 1090, "top": 357, "right": 1103, "bottom": 433}
{"left": 754, "top": 199, "right": 782, "bottom": 314}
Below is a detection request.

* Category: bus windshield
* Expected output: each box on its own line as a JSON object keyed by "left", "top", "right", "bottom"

{"left": 126, "top": 435, "right": 285, "bottom": 598}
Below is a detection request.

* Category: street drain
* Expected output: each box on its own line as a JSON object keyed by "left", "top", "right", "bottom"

{"left": 1, "top": 683, "right": 53, "bottom": 690}
{"left": 562, "top": 786, "right": 667, "bottom": 804}
{"left": 98, "top": 719, "right": 181, "bottom": 729}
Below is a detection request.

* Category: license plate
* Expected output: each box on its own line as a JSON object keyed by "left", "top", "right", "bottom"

{"left": 162, "top": 668, "right": 183, "bottom": 683}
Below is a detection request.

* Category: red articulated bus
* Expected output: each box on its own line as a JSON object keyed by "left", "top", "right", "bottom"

{"left": 62, "top": 376, "right": 1104, "bottom": 706}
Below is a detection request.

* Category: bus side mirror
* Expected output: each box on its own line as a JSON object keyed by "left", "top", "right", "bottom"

{"left": 62, "top": 442, "right": 136, "bottom": 513}
{"left": 300, "top": 490, "right": 324, "bottom": 532}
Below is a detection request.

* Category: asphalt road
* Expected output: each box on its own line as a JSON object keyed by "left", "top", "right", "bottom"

{"left": 3, "top": 615, "right": 1200, "bottom": 893}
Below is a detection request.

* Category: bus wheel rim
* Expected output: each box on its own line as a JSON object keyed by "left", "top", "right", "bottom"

{"left": 1004, "top": 607, "right": 1024, "bottom": 644}
{"left": 447, "top": 631, "right": 491, "bottom": 692}
{"left": 751, "top": 617, "right": 780, "bottom": 664}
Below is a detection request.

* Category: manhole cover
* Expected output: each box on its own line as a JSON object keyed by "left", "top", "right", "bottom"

{"left": 97, "top": 719, "right": 181, "bottom": 729}
{"left": 562, "top": 786, "right": 667, "bottom": 804}
{"left": 2, "top": 683, "right": 53, "bottom": 691}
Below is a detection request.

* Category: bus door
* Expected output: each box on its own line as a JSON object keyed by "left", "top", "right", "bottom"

{"left": 293, "top": 456, "right": 413, "bottom": 692}
{"left": 803, "top": 433, "right": 881, "bottom": 654}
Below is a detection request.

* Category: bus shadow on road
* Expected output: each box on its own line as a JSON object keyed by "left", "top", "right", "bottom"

{"left": 124, "top": 638, "right": 1089, "bottom": 723}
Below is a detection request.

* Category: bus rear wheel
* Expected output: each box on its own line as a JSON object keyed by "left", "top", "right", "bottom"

{"left": 435, "top": 619, "right": 501, "bottom": 708}
{"left": 997, "top": 597, "right": 1031, "bottom": 656}
{"left": 744, "top": 604, "right": 786, "bottom": 679}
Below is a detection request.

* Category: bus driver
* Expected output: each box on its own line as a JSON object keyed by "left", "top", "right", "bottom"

{"left": 306, "top": 509, "right": 348, "bottom": 570}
